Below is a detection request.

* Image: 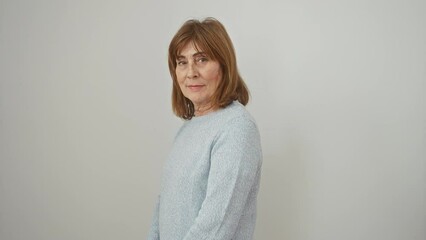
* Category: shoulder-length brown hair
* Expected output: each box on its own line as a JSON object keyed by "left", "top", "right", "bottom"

{"left": 168, "top": 17, "right": 249, "bottom": 120}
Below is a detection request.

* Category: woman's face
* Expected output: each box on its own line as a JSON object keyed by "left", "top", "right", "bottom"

{"left": 175, "top": 43, "right": 222, "bottom": 111}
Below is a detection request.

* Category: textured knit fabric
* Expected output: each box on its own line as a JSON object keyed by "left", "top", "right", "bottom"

{"left": 147, "top": 101, "right": 262, "bottom": 240}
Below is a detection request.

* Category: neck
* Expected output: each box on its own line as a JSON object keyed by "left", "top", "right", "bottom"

{"left": 194, "top": 104, "right": 216, "bottom": 117}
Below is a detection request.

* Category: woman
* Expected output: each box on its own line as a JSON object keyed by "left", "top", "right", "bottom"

{"left": 148, "top": 17, "right": 262, "bottom": 240}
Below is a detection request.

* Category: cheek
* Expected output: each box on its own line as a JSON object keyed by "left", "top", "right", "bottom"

{"left": 205, "top": 65, "right": 222, "bottom": 82}
{"left": 175, "top": 70, "right": 185, "bottom": 84}
{"left": 217, "top": 70, "right": 223, "bottom": 82}
{"left": 213, "top": 68, "right": 223, "bottom": 85}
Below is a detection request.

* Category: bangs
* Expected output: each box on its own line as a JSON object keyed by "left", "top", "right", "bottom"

{"left": 173, "top": 33, "right": 217, "bottom": 62}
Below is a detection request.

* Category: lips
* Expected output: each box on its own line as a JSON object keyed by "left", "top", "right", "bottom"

{"left": 187, "top": 84, "right": 205, "bottom": 91}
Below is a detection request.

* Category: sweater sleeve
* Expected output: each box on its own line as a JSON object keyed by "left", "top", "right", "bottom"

{"left": 182, "top": 117, "right": 262, "bottom": 240}
{"left": 147, "top": 195, "right": 161, "bottom": 240}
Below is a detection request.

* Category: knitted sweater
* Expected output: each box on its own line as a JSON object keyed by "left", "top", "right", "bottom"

{"left": 147, "top": 101, "right": 263, "bottom": 240}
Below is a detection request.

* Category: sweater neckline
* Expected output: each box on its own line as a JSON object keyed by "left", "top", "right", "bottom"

{"left": 188, "top": 101, "right": 240, "bottom": 122}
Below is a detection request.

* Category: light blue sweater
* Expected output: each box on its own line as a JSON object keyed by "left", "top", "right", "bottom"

{"left": 147, "top": 101, "right": 262, "bottom": 240}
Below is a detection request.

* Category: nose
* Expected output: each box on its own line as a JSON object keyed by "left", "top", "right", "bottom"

{"left": 187, "top": 62, "right": 199, "bottom": 79}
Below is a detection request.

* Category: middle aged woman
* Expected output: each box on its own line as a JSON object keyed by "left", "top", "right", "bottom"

{"left": 147, "top": 17, "right": 263, "bottom": 240}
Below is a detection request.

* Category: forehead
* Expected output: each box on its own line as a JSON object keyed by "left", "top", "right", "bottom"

{"left": 177, "top": 42, "right": 204, "bottom": 56}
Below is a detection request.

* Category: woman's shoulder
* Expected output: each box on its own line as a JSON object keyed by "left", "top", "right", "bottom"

{"left": 212, "top": 101, "right": 259, "bottom": 137}
{"left": 222, "top": 101, "right": 257, "bottom": 124}
{"left": 212, "top": 102, "right": 262, "bottom": 151}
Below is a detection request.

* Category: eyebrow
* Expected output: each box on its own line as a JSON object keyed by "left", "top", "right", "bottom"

{"left": 176, "top": 52, "right": 207, "bottom": 60}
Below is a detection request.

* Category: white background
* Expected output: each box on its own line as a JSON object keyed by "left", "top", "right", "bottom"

{"left": 1, "top": 0, "right": 425, "bottom": 239}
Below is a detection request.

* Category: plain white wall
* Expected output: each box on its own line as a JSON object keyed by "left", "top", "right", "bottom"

{"left": 1, "top": 0, "right": 425, "bottom": 239}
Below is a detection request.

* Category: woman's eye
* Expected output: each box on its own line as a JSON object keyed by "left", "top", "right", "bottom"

{"left": 197, "top": 57, "right": 208, "bottom": 63}
{"left": 177, "top": 61, "right": 187, "bottom": 65}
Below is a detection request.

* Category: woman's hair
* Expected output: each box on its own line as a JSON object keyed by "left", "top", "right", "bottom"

{"left": 168, "top": 17, "right": 249, "bottom": 119}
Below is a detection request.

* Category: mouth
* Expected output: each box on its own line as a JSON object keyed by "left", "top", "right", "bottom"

{"left": 187, "top": 84, "right": 205, "bottom": 91}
